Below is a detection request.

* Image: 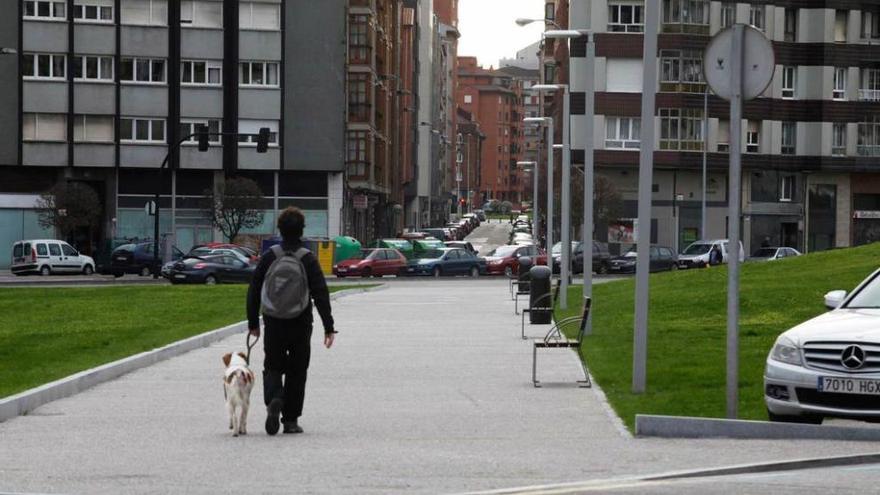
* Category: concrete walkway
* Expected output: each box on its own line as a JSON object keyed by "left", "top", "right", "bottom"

{"left": 0, "top": 279, "right": 877, "bottom": 494}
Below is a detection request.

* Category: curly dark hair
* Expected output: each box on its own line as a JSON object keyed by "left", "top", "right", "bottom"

{"left": 277, "top": 207, "right": 305, "bottom": 241}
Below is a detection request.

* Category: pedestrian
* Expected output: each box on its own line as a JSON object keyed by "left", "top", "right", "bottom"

{"left": 247, "top": 207, "right": 337, "bottom": 436}
{"left": 710, "top": 244, "right": 722, "bottom": 266}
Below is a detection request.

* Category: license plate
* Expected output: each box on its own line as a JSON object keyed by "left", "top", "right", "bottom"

{"left": 337, "top": 268, "right": 347, "bottom": 272}
{"left": 818, "top": 376, "right": 880, "bottom": 395}
{"left": 174, "top": 274, "right": 186, "bottom": 279}
{"left": 116, "top": 257, "right": 127, "bottom": 261}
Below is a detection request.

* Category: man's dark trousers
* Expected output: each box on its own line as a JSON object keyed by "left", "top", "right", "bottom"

{"left": 262, "top": 315, "right": 313, "bottom": 423}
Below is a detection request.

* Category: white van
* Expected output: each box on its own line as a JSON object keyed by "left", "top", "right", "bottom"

{"left": 677, "top": 239, "right": 745, "bottom": 269}
{"left": 10, "top": 239, "right": 95, "bottom": 276}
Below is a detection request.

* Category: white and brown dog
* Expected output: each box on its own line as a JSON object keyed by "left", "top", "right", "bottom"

{"left": 222, "top": 352, "right": 255, "bottom": 437}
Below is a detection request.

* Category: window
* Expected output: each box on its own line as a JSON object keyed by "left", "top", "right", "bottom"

{"left": 346, "top": 131, "right": 368, "bottom": 176}
{"left": 23, "top": 1, "right": 66, "bottom": 20}
{"left": 238, "top": 120, "right": 278, "bottom": 146}
{"left": 781, "top": 66, "right": 796, "bottom": 99}
{"left": 833, "top": 68, "right": 847, "bottom": 100}
{"left": 749, "top": 4, "right": 765, "bottom": 31}
{"left": 605, "top": 117, "right": 641, "bottom": 149}
{"left": 784, "top": 8, "right": 797, "bottom": 42}
{"left": 545, "top": 2, "right": 555, "bottom": 22}
{"left": 746, "top": 120, "right": 760, "bottom": 153}
{"left": 121, "top": 0, "right": 167, "bottom": 25}
{"left": 73, "top": 115, "right": 114, "bottom": 142}
{"left": 121, "top": 57, "right": 166, "bottom": 83}
{"left": 48, "top": 244, "right": 61, "bottom": 257}
{"left": 720, "top": 2, "right": 734, "bottom": 28}
{"left": 832, "top": 123, "right": 847, "bottom": 156}
{"left": 179, "top": 119, "right": 221, "bottom": 144}
{"left": 835, "top": 10, "right": 848, "bottom": 42}
{"left": 861, "top": 68, "right": 880, "bottom": 101}
{"left": 780, "top": 176, "right": 795, "bottom": 202}
{"left": 608, "top": 2, "right": 644, "bottom": 32}
{"left": 181, "top": 60, "right": 222, "bottom": 85}
{"left": 120, "top": 118, "right": 166, "bottom": 143}
{"left": 717, "top": 120, "right": 730, "bottom": 152}
{"left": 239, "top": 1, "right": 280, "bottom": 30}
{"left": 659, "top": 50, "right": 703, "bottom": 92}
{"left": 781, "top": 122, "right": 796, "bottom": 155}
{"left": 659, "top": 108, "right": 703, "bottom": 151}
{"left": 239, "top": 61, "right": 279, "bottom": 87}
{"left": 662, "top": 0, "right": 708, "bottom": 34}
{"left": 349, "top": 15, "right": 370, "bottom": 64}
{"left": 23, "top": 113, "right": 67, "bottom": 141}
{"left": 22, "top": 53, "right": 66, "bottom": 80}
{"left": 464, "top": 94, "right": 472, "bottom": 104}
{"left": 73, "top": 1, "right": 113, "bottom": 22}
{"left": 73, "top": 55, "right": 113, "bottom": 81}
{"left": 858, "top": 118, "right": 880, "bottom": 156}
{"left": 180, "top": 0, "right": 222, "bottom": 28}
{"left": 347, "top": 73, "right": 369, "bottom": 121}
{"left": 863, "top": 9, "right": 880, "bottom": 39}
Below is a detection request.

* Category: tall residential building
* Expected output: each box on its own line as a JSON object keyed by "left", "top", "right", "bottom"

{"left": 0, "top": 0, "right": 346, "bottom": 267}
{"left": 457, "top": 56, "right": 527, "bottom": 207}
{"left": 432, "top": 0, "right": 459, "bottom": 223}
{"left": 496, "top": 64, "right": 541, "bottom": 175}
{"left": 455, "top": 107, "right": 484, "bottom": 212}
{"left": 549, "top": 1, "right": 877, "bottom": 255}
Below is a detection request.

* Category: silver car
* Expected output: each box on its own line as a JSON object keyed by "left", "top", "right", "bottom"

{"left": 765, "top": 269, "right": 880, "bottom": 424}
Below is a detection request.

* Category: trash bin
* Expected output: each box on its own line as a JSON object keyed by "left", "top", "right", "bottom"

{"left": 302, "top": 238, "right": 336, "bottom": 276}
{"left": 517, "top": 256, "right": 533, "bottom": 293}
{"left": 529, "top": 265, "right": 552, "bottom": 324}
{"left": 333, "top": 236, "right": 361, "bottom": 263}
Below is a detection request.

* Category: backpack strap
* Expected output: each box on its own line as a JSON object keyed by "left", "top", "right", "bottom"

{"left": 270, "top": 244, "right": 285, "bottom": 259}
{"left": 293, "top": 247, "right": 310, "bottom": 260}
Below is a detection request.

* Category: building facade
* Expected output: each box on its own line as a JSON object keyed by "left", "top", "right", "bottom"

{"left": 0, "top": 0, "right": 346, "bottom": 267}
{"left": 548, "top": 0, "right": 877, "bottom": 255}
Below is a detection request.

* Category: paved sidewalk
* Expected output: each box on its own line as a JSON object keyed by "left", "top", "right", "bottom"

{"left": 0, "top": 279, "right": 876, "bottom": 494}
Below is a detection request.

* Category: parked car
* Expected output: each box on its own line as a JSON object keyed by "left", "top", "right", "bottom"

{"left": 750, "top": 247, "right": 802, "bottom": 261}
{"left": 400, "top": 232, "right": 427, "bottom": 241}
{"left": 168, "top": 255, "right": 254, "bottom": 284}
{"left": 110, "top": 242, "right": 184, "bottom": 277}
{"left": 420, "top": 228, "right": 448, "bottom": 242}
{"left": 445, "top": 224, "right": 464, "bottom": 240}
{"left": 333, "top": 248, "right": 408, "bottom": 278}
{"left": 511, "top": 232, "right": 534, "bottom": 245}
{"left": 195, "top": 242, "right": 259, "bottom": 263}
{"left": 463, "top": 213, "right": 480, "bottom": 227}
{"left": 677, "top": 239, "right": 745, "bottom": 269}
{"left": 473, "top": 210, "right": 487, "bottom": 222}
{"left": 444, "top": 241, "right": 478, "bottom": 256}
{"left": 484, "top": 244, "right": 547, "bottom": 277}
{"left": 405, "top": 248, "right": 485, "bottom": 277}
{"left": 550, "top": 241, "right": 611, "bottom": 275}
{"left": 189, "top": 247, "right": 252, "bottom": 266}
{"left": 765, "top": 268, "right": 880, "bottom": 424}
{"left": 10, "top": 239, "right": 96, "bottom": 276}
{"left": 609, "top": 246, "right": 678, "bottom": 274}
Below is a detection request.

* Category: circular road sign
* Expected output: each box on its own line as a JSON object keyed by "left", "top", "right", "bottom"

{"left": 703, "top": 24, "right": 775, "bottom": 101}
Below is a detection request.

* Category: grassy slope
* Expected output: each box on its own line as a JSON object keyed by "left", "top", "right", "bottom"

{"left": 0, "top": 285, "right": 354, "bottom": 398}
{"left": 556, "top": 243, "right": 880, "bottom": 431}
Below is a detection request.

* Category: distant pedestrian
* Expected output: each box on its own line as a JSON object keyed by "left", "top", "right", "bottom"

{"left": 709, "top": 245, "right": 722, "bottom": 266}
{"left": 247, "top": 207, "right": 337, "bottom": 436}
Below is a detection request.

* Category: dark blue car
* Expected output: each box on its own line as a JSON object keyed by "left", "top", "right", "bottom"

{"left": 110, "top": 242, "right": 184, "bottom": 277}
{"left": 406, "top": 248, "right": 486, "bottom": 277}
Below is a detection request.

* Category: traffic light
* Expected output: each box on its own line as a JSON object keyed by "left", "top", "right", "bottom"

{"left": 196, "top": 124, "right": 209, "bottom": 152}
{"left": 256, "top": 127, "right": 271, "bottom": 153}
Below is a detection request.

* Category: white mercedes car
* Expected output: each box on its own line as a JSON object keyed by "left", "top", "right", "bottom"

{"left": 765, "top": 269, "right": 880, "bottom": 424}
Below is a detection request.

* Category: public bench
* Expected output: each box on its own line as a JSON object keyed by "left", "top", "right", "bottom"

{"left": 532, "top": 296, "right": 592, "bottom": 388}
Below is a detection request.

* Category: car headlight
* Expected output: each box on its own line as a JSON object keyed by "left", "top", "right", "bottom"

{"left": 770, "top": 336, "right": 802, "bottom": 366}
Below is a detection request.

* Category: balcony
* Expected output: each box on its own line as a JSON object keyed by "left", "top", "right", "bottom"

{"left": 859, "top": 89, "right": 880, "bottom": 101}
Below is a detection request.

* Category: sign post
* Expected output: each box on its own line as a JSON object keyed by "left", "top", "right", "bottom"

{"left": 703, "top": 24, "right": 774, "bottom": 418}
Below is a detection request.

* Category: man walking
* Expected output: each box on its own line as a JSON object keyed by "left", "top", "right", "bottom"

{"left": 247, "top": 207, "right": 336, "bottom": 435}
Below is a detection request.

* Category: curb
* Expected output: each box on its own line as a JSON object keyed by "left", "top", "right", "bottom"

{"left": 635, "top": 414, "right": 880, "bottom": 442}
{"left": 0, "top": 284, "right": 383, "bottom": 423}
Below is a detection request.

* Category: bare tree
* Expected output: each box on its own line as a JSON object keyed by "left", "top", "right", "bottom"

{"left": 570, "top": 173, "right": 624, "bottom": 235}
{"left": 202, "top": 177, "right": 265, "bottom": 243}
{"left": 36, "top": 182, "right": 102, "bottom": 240}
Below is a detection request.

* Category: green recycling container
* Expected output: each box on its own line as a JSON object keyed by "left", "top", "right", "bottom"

{"left": 333, "top": 236, "right": 362, "bottom": 264}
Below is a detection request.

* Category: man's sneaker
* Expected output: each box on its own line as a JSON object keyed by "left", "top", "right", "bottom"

{"left": 265, "top": 399, "right": 283, "bottom": 436}
{"left": 283, "top": 422, "right": 303, "bottom": 434}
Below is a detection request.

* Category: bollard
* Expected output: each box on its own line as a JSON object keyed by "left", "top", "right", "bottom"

{"left": 517, "top": 256, "right": 533, "bottom": 292}
{"left": 529, "top": 265, "right": 552, "bottom": 324}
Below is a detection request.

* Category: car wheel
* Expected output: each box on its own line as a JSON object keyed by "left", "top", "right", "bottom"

{"left": 433, "top": 266, "right": 442, "bottom": 278}
{"left": 82, "top": 264, "right": 94, "bottom": 276}
{"left": 40, "top": 265, "right": 51, "bottom": 276}
{"left": 504, "top": 265, "right": 513, "bottom": 277}
{"left": 469, "top": 266, "right": 480, "bottom": 278}
{"left": 204, "top": 275, "right": 217, "bottom": 285}
{"left": 767, "top": 409, "right": 823, "bottom": 425}
{"left": 361, "top": 267, "right": 372, "bottom": 278}
{"left": 139, "top": 266, "right": 151, "bottom": 277}
{"left": 670, "top": 263, "right": 678, "bottom": 271}
{"left": 597, "top": 262, "right": 609, "bottom": 275}
{"left": 113, "top": 271, "right": 123, "bottom": 278}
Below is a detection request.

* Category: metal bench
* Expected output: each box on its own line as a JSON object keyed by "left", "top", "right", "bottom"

{"left": 520, "top": 281, "right": 560, "bottom": 339}
{"left": 532, "top": 297, "right": 592, "bottom": 388}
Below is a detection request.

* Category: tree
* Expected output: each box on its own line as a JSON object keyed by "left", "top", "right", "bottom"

{"left": 569, "top": 173, "right": 624, "bottom": 237}
{"left": 202, "top": 177, "right": 265, "bottom": 243}
{"left": 36, "top": 182, "right": 102, "bottom": 240}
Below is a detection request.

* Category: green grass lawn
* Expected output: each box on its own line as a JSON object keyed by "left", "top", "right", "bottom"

{"left": 555, "top": 243, "right": 880, "bottom": 431}
{"left": 0, "top": 284, "right": 357, "bottom": 399}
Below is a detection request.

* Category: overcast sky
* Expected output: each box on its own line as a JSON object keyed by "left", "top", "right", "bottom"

{"left": 457, "top": 0, "right": 545, "bottom": 68}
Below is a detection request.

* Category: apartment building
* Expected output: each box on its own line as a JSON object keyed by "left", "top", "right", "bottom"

{"left": 457, "top": 56, "right": 527, "bottom": 207}
{"left": 547, "top": 0, "right": 880, "bottom": 255}
{"left": 455, "top": 107, "right": 484, "bottom": 211}
{"left": 497, "top": 64, "right": 541, "bottom": 173}
{"left": 0, "top": 0, "right": 346, "bottom": 266}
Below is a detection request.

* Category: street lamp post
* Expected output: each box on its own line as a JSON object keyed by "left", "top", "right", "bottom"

{"left": 524, "top": 117, "right": 553, "bottom": 258}
{"left": 517, "top": 161, "right": 538, "bottom": 239}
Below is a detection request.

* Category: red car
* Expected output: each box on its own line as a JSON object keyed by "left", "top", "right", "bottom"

{"left": 484, "top": 244, "right": 548, "bottom": 277}
{"left": 333, "top": 248, "right": 408, "bottom": 278}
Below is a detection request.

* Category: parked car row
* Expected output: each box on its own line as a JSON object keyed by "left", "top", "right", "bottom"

{"left": 551, "top": 241, "right": 612, "bottom": 275}
{"left": 332, "top": 247, "right": 486, "bottom": 278}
